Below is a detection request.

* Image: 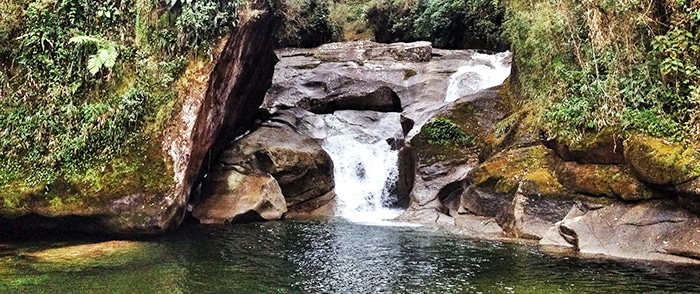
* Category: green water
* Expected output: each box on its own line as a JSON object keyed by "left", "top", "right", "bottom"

{"left": 1, "top": 218, "right": 700, "bottom": 293}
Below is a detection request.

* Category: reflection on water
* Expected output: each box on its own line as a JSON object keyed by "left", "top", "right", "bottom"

{"left": 2, "top": 218, "right": 700, "bottom": 293}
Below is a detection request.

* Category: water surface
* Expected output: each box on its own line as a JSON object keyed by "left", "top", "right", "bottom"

{"left": 2, "top": 219, "right": 700, "bottom": 293}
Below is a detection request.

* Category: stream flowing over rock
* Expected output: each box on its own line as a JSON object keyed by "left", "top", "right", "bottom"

{"left": 205, "top": 41, "right": 514, "bottom": 224}
{"left": 258, "top": 40, "right": 700, "bottom": 264}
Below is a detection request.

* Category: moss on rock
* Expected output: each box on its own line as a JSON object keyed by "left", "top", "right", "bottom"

{"left": 468, "top": 145, "right": 569, "bottom": 196}
{"left": 624, "top": 134, "right": 700, "bottom": 186}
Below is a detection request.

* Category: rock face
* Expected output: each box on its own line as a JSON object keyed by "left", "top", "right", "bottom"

{"left": 0, "top": 1, "right": 280, "bottom": 236}
{"left": 157, "top": 2, "right": 279, "bottom": 233}
{"left": 192, "top": 170, "right": 287, "bottom": 224}
{"left": 264, "top": 41, "right": 510, "bottom": 139}
{"left": 399, "top": 87, "right": 513, "bottom": 224}
{"left": 193, "top": 109, "right": 336, "bottom": 221}
{"left": 541, "top": 201, "right": 700, "bottom": 263}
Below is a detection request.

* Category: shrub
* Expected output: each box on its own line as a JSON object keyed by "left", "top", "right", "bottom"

{"left": 423, "top": 117, "right": 474, "bottom": 146}
{"left": 504, "top": 0, "right": 700, "bottom": 142}
{"left": 273, "top": 0, "right": 341, "bottom": 47}
{"left": 0, "top": 0, "right": 241, "bottom": 190}
{"left": 367, "top": 0, "right": 506, "bottom": 50}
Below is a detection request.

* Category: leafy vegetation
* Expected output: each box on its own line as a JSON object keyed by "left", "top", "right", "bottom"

{"left": 366, "top": 0, "right": 505, "bottom": 50}
{"left": 274, "top": 0, "right": 341, "bottom": 47}
{"left": 0, "top": 0, "right": 241, "bottom": 203}
{"left": 423, "top": 117, "right": 474, "bottom": 146}
{"left": 503, "top": 0, "right": 700, "bottom": 142}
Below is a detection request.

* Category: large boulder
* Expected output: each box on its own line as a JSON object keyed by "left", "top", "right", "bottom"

{"left": 541, "top": 201, "right": 700, "bottom": 264}
{"left": 202, "top": 109, "right": 336, "bottom": 217}
{"left": 0, "top": 2, "right": 280, "bottom": 236}
{"left": 624, "top": 134, "right": 700, "bottom": 186}
{"left": 401, "top": 87, "right": 513, "bottom": 225}
{"left": 192, "top": 170, "right": 286, "bottom": 224}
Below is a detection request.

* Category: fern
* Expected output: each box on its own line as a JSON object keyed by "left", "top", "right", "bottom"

{"left": 70, "top": 35, "right": 119, "bottom": 76}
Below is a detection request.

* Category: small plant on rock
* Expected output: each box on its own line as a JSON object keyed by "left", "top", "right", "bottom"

{"left": 423, "top": 117, "right": 474, "bottom": 146}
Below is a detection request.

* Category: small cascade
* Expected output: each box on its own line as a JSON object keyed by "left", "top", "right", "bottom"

{"left": 444, "top": 51, "right": 512, "bottom": 102}
{"left": 311, "top": 111, "right": 407, "bottom": 225}
{"left": 322, "top": 135, "right": 402, "bottom": 224}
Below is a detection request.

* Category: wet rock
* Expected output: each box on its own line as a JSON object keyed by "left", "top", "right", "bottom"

{"left": 543, "top": 201, "right": 700, "bottom": 264}
{"left": 192, "top": 170, "right": 286, "bottom": 224}
{"left": 496, "top": 182, "right": 577, "bottom": 240}
{"left": 460, "top": 186, "right": 511, "bottom": 217}
{"left": 453, "top": 214, "right": 505, "bottom": 240}
{"left": 24, "top": 240, "right": 144, "bottom": 263}
{"left": 284, "top": 191, "right": 336, "bottom": 219}
{"left": 299, "top": 86, "right": 403, "bottom": 114}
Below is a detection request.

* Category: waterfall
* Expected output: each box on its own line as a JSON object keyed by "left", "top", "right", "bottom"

{"left": 322, "top": 135, "right": 402, "bottom": 223}
{"left": 444, "top": 51, "right": 512, "bottom": 102}
{"left": 311, "top": 111, "right": 407, "bottom": 225}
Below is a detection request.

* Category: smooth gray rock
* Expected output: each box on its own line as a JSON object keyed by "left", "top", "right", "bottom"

{"left": 542, "top": 201, "right": 700, "bottom": 264}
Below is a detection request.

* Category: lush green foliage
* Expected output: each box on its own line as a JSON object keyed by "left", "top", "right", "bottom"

{"left": 0, "top": 0, "right": 240, "bottom": 197}
{"left": 274, "top": 0, "right": 341, "bottom": 47}
{"left": 423, "top": 117, "right": 474, "bottom": 146}
{"left": 504, "top": 0, "right": 700, "bottom": 141}
{"left": 367, "top": 0, "right": 505, "bottom": 49}
{"left": 328, "top": 0, "right": 376, "bottom": 41}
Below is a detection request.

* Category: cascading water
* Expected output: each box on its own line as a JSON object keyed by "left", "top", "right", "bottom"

{"left": 444, "top": 51, "right": 512, "bottom": 102}
{"left": 310, "top": 111, "right": 406, "bottom": 225}
{"left": 322, "top": 135, "right": 401, "bottom": 223}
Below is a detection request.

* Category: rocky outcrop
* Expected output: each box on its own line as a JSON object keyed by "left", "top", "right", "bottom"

{"left": 192, "top": 170, "right": 287, "bottom": 224}
{"left": 0, "top": 1, "right": 280, "bottom": 236}
{"left": 399, "top": 87, "right": 513, "bottom": 224}
{"left": 541, "top": 201, "right": 700, "bottom": 264}
{"left": 158, "top": 2, "right": 279, "bottom": 233}
{"left": 193, "top": 109, "right": 336, "bottom": 221}
{"left": 394, "top": 77, "right": 700, "bottom": 263}
{"left": 264, "top": 41, "right": 510, "bottom": 139}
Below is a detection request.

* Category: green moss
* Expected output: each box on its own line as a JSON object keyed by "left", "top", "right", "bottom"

{"left": 403, "top": 69, "right": 417, "bottom": 80}
{"left": 0, "top": 0, "right": 229, "bottom": 217}
{"left": 423, "top": 117, "right": 474, "bottom": 146}
{"left": 625, "top": 134, "right": 700, "bottom": 186}
{"left": 469, "top": 145, "right": 572, "bottom": 197}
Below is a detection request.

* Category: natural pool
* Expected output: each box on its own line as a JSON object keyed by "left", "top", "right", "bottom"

{"left": 2, "top": 218, "right": 700, "bottom": 293}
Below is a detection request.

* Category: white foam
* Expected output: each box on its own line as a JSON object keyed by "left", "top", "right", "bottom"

{"left": 445, "top": 51, "right": 512, "bottom": 102}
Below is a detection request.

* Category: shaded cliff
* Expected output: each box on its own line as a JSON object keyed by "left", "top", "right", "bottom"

{"left": 0, "top": 0, "right": 279, "bottom": 237}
